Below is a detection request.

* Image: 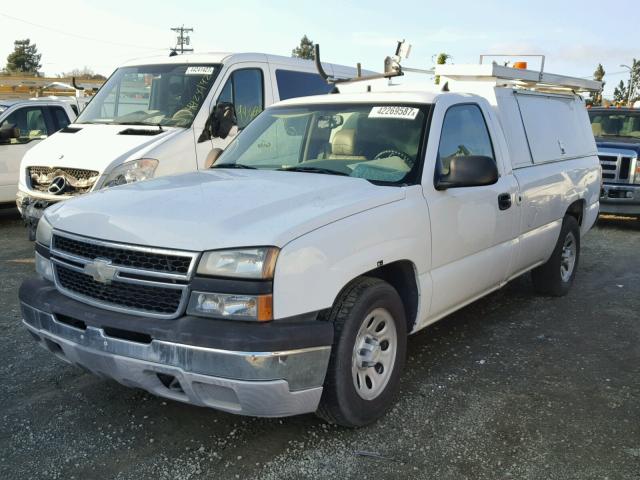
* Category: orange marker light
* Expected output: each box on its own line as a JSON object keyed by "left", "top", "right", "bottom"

{"left": 513, "top": 61, "right": 528, "bottom": 70}
{"left": 257, "top": 294, "right": 273, "bottom": 322}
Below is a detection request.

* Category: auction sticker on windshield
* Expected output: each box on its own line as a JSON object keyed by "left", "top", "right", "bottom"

{"left": 186, "top": 66, "right": 215, "bottom": 75}
{"left": 369, "top": 106, "right": 420, "bottom": 120}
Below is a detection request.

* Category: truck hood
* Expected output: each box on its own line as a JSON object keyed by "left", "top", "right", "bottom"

{"left": 595, "top": 138, "right": 640, "bottom": 155}
{"left": 21, "top": 124, "right": 185, "bottom": 173}
{"left": 46, "top": 169, "right": 405, "bottom": 251}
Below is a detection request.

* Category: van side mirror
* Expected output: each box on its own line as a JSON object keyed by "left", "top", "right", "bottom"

{"left": 211, "top": 102, "right": 237, "bottom": 139}
{"left": 0, "top": 126, "right": 20, "bottom": 143}
{"left": 198, "top": 102, "right": 238, "bottom": 143}
{"left": 435, "top": 155, "right": 499, "bottom": 190}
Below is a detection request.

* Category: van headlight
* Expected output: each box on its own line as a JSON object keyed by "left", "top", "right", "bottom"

{"left": 196, "top": 247, "right": 279, "bottom": 279}
{"left": 35, "top": 215, "right": 53, "bottom": 247}
{"left": 101, "top": 159, "right": 158, "bottom": 188}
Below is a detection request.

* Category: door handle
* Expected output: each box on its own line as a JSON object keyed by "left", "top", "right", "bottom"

{"left": 498, "top": 193, "right": 512, "bottom": 210}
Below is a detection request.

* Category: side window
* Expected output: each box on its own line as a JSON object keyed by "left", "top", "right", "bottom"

{"left": 437, "top": 104, "right": 494, "bottom": 174}
{"left": 50, "top": 107, "right": 71, "bottom": 131}
{"left": 218, "top": 68, "right": 264, "bottom": 129}
{"left": 0, "top": 107, "right": 47, "bottom": 144}
{"left": 275, "top": 70, "right": 333, "bottom": 100}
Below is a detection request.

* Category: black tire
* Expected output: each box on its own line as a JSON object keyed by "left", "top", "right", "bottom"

{"left": 531, "top": 215, "right": 580, "bottom": 296}
{"left": 316, "top": 277, "right": 407, "bottom": 427}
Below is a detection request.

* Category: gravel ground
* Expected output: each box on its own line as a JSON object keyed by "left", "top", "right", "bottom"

{"left": 1, "top": 210, "right": 639, "bottom": 480}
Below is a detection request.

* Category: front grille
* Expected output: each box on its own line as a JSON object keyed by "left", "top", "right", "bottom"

{"left": 28, "top": 166, "right": 99, "bottom": 194}
{"left": 56, "top": 264, "right": 183, "bottom": 315}
{"left": 53, "top": 234, "right": 192, "bottom": 275}
{"left": 598, "top": 154, "right": 637, "bottom": 183}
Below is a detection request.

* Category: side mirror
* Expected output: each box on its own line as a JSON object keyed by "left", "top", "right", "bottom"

{"left": 435, "top": 155, "right": 498, "bottom": 190}
{"left": 211, "top": 102, "right": 237, "bottom": 139}
{"left": 0, "top": 126, "right": 20, "bottom": 143}
{"left": 205, "top": 148, "right": 224, "bottom": 168}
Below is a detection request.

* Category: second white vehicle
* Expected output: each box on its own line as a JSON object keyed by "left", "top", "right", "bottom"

{"left": 20, "top": 60, "right": 601, "bottom": 426}
{"left": 16, "top": 52, "right": 363, "bottom": 236}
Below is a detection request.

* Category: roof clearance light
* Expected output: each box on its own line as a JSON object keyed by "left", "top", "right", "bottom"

{"left": 513, "top": 61, "right": 528, "bottom": 70}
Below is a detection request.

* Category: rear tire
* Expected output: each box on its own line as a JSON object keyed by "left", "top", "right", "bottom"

{"left": 316, "top": 277, "right": 407, "bottom": 427}
{"left": 531, "top": 215, "right": 580, "bottom": 296}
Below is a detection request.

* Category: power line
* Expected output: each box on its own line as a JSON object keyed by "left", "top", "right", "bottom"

{"left": 170, "top": 25, "right": 194, "bottom": 55}
{"left": 0, "top": 13, "right": 165, "bottom": 51}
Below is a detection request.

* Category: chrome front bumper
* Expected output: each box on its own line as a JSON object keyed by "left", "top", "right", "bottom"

{"left": 600, "top": 184, "right": 640, "bottom": 216}
{"left": 22, "top": 303, "right": 331, "bottom": 417}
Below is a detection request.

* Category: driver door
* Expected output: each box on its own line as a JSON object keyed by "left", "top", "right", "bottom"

{"left": 195, "top": 63, "right": 271, "bottom": 168}
{"left": 0, "top": 106, "right": 49, "bottom": 203}
{"left": 421, "top": 100, "right": 519, "bottom": 320}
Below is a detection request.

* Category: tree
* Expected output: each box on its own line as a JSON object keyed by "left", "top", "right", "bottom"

{"left": 60, "top": 67, "right": 106, "bottom": 80}
{"left": 590, "top": 63, "right": 605, "bottom": 106}
{"left": 292, "top": 35, "right": 315, "bottom": 60}
{"left": 433, "top": 53, "right": 452, "bottom": 85}
{"left": 613, "top": 80, "right": 628, "bottom": 104}
{"left": 6, "top": 39, "right": 42, "bottom": 74}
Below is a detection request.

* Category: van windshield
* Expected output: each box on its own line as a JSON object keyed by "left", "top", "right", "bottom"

{"left": 214, "top": 104, "right": 429, "bottom": 185}
{"left": 589, "top": 110, "right": 640, "bottom": 139}
{"left": 76, "top": 64, "right": 220, "bottom": 127}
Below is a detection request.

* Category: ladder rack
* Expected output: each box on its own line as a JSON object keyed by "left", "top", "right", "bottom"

{"left": 435, "top": 63, "right": 602, "bottom": 93}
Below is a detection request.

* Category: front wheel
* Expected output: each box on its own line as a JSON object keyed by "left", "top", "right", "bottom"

{"left": 317, "top": 277, "right": 407, "bottom": 427}
{"left": 532, "top": 215, "right": 580, "bottom": 296}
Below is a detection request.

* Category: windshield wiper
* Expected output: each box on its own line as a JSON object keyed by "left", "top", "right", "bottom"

{"left": 600, "top": 133, "right": 638, "bottom": 139}
{"left": 211, "top": 163, "right": 257, "bottom": 170}
{"left": 277, "top": 166, "right": 349, "bottom": 176}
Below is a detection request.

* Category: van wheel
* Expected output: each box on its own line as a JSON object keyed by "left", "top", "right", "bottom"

{"left": 532, "top": 215, "right": 580, "bottom": 296}
{"left": 317, "top": 277, "right": 406, "bottom": 427}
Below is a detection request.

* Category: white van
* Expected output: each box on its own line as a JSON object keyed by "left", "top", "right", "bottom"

{"left": 21, "top": 61, "right": 601, "bottom": 426}
{"left": 0, "top": 99, "right": 76, "bottom": 205}
{"left": 17, "top": 53, "right": 362, "bottom": 235}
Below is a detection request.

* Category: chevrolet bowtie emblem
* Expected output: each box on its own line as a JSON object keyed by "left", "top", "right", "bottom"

{"left": 84, "top": 258, "right": 117, "bottom": 284}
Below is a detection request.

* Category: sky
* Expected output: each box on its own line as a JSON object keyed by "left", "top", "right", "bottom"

{"left": 1, "top": 0, "right": 638, "bottom": 98}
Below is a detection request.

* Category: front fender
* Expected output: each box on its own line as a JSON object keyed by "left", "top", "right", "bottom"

{"left": 272, "top": 187, "right": 431, "bottom": 320}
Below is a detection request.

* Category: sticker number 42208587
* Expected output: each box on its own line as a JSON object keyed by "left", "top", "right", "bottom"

{"left": 368, "top": 106, "right": 420, "bottom": 120}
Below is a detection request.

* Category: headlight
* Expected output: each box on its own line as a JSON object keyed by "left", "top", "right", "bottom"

{"left": 35, "top": 251, "right": 54, "bottom": 282}
{"left": 187, "top": 292, "right": 273, "bottom": 321}
{"left": 35, "top": 215, "right": 53, "bottom": 247}
{"left": 197, "top": 247, "right": 279, "bottom": 279}
{"left": 101, "top": 159, "right": 158, "bottom": 188}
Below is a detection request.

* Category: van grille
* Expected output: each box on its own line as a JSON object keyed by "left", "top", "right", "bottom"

{"left": 56, "top": 264, "right": 184, "bottom": 315}
{"left": 28, "top": 166, "right": 99, "bottom": 195}
{"left": 598, "top": 153, "right": 637, "bottom": 183}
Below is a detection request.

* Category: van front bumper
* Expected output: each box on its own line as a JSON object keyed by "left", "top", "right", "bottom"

{"left": 20, "top": 278, "right": 332, "bottom": 417}
{"left": 599, "top": 184, "right": 640, "bottom": 216}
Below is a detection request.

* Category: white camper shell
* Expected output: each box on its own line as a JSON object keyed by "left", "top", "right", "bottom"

{"left": 16, "top": 52, "right": 363, "bottom": 236}
{"left": 21, "top": 61, "right": 601, "bottom": 427}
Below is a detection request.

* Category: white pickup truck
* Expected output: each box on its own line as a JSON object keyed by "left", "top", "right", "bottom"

{"left": 20, "top": 62, "right": 601, "bottom": 427}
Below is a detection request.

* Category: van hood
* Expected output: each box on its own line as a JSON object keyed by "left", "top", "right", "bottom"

{"left": 46, "top": 169, "right": 405, "bottom": 251}
{"left": 21, "top": 124, "right": 184, "bottom": 173}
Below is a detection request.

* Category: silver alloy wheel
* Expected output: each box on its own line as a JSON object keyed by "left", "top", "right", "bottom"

{"left": 560, "top": 231, "right": 577, "bottom": 282}
{"left": 351, "top": 307, "right": 397, "bottom": 401}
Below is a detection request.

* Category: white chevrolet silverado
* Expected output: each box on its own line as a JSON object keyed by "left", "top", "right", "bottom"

{"left": 20, "top": 62, "right": 601, "bottom": 427}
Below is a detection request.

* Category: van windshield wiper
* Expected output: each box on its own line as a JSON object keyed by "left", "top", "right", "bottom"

{"left": 277, "top": 166, "right": 349, "bottom": 176}
{"left": 211, "top": 163, "right": 257, "bottom": 170}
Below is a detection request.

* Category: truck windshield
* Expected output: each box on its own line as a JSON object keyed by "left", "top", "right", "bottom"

{"left": 589, "top": 110, "right": 640, "bottom": 139}
{"left": 76, "top": 64, "right": 220, "bottom": 127}
{"left": 215, "top": 104, "right": 429, "bottom": 185}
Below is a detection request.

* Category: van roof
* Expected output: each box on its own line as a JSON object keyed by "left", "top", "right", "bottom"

{"left": 121, "top": 52, "right": 347, "bottom": 69}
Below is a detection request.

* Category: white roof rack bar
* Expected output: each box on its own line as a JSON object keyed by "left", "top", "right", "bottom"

{"left": 435, "top": 63, "right": 602, "bottom": 93}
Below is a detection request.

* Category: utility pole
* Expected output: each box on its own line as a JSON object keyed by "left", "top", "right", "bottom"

{"left": 170, "top": 25, "right": 194, "bottom": 55}
{"left": 621, "top": 64, "right": 634, "bottom": 106}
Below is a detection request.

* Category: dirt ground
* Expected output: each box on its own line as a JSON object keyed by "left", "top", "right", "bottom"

{"left": 1, "top": 210, "right": 639, "bottom": 480}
